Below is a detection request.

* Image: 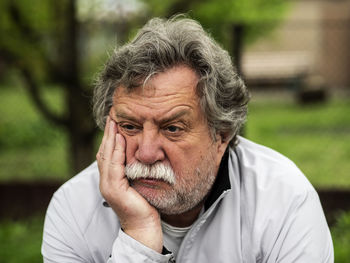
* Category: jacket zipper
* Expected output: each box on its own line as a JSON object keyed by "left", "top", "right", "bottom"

{"left": 175, "top": 190, "right": 231, "bottom": 262}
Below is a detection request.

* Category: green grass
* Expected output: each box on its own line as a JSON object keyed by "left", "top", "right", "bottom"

{"left": 246, "top": 95, "right": 350, "bottom": 189}
{"left": 1, "top": 84, "right": 350, "bottom": 188}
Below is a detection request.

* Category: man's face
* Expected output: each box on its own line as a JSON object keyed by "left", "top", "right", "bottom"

{"left": 111, "top": 65, "right": 228, "bottom": 215}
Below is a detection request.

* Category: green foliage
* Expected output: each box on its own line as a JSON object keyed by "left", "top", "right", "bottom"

{"left": 141, "top": 0, "right": 289, "bottom": 50}
{"left": 0, "top": 0, "right": 102, "bottom": 86}
{"left": 0, "top": 0, "right": 102, "bottom": 173}
{"left": 0, "top": 85, "right": 65, "bottom": 148}
{"left": 332, "top": 211, "right": 350, "bottom": 262}
{"left": 0, "top": 215, "right": 44, "bottom": 263}
{"left": 0, "top": 85, "right": 70, "bottom": 182}
{"left": 0, "top": 0, "right": 55, "bottom": 81}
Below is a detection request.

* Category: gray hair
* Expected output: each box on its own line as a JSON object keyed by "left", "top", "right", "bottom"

{"left": 93, "top": 15, "right": 249, "bottom": 146}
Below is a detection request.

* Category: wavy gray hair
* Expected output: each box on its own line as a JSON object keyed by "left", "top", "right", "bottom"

{"left": 93, "top": 15, "right": 249, "bottom": 146}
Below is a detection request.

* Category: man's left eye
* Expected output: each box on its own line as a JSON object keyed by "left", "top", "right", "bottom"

{"left": 165, "top": 126, "right": 181, "bottom": 133}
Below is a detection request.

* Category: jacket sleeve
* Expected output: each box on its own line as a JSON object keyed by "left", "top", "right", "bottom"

{"left": 263, "top": 189, "right": 334, "bottom": 263}
{"left": 107, "top": 229, "right": 175, "bottom": 263}
{"left": 42, "top": 187, "right": 175, "bottom": 263}
{"left": 41, "top": 189, "right": 93, "bottom": 262}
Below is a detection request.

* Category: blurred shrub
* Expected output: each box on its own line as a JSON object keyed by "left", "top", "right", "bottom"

{"left": 0, "top": 216, "right": 44, "bottom": 263}
{"left": 0, "top": 120, "right": 63, "bottom": 149}
{"left": 0, "top": 210, "right": 349, "bottom": 262}
{"left": 332, "top": 210, "right": 350, "bottom": 262}
{"left": 0, "top": 85, "right": 65, "bottom": 149}
{"left": 0, "top": 85, "right": 69, "bottom": 182}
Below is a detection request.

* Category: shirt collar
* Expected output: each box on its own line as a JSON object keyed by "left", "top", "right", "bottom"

{"left": 204, "top": 148, "right": 231, "bottom": 210}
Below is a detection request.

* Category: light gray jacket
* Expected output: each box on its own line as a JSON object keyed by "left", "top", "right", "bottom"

{"left": 42, "top": 137, "right": 333, "bottom": 262}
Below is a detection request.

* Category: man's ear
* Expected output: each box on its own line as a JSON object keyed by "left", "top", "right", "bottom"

{"left": 215, "top": 133, "right": 230, "bottom": 166}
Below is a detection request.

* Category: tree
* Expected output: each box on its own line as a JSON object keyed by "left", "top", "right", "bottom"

{"left": 140, "top": 0, "right": 289, "bottom": 76}
{"left": 0, "top": 0, "right": 290, "bottom": 174}
{"left": 0, "top": 0, "right": 97, "bottom": 173}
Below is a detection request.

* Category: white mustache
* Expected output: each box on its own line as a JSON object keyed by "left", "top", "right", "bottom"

{"left": 125, "top": 162, "right": 176, "bottom": 185}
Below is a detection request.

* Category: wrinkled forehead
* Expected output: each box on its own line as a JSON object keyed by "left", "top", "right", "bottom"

{"left": 114, "top": 65, "right": 200, "bottom": 101}
{"left": 109, "top": 65, "right": 209, "bottom": 124}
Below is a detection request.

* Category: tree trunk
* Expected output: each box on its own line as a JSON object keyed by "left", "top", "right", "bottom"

{"left": 63, "top": 0, "right": 97, "bottom": 174}
{"left": 4, "top": 0, "right": 98, "bottom": 175}
{"left": 232, "top": 23, "right": 245, "bottom": 77}
{"left": 68, "top": 126, "right": 96, "bottom": 173}
{"left": 232, "top": 23, "right": 246, "bottom": 137}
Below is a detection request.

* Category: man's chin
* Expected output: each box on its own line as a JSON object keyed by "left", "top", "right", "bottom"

{"left": 132, "top": 185, "right": 194, "bottom": 215}
{"left": 131, "top": 180, "right": 168, "bottom": 200}
{"left": 130, "top": 182, "right": 178, "bottom": 212}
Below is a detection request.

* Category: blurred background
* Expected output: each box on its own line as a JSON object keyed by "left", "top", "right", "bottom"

{"left": 0, "top": 0, "right": 349, "bottom": 261}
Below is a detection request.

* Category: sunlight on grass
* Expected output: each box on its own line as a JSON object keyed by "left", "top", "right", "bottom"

{"left": 246, "top": 96, "right": 350, "bottom": 188}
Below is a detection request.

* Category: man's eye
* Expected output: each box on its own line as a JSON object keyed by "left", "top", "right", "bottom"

{"left": 121, "top": 124, "right": 136, "bottom": 130}
{"left": 165, "top": 125, "right": 181, "bottom": 133}
{"left": 118, "top": 123, "right": 140, "bottom": 134}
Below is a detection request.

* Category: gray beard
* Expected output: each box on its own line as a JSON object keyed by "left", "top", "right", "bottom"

{"left": 125, "top": 155, "right": 217, "bottom": 215}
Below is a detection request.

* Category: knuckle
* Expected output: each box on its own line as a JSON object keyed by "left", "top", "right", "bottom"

{"left": 114, "top": 146, "right": 125, "bottom": 155}
{"left": 109, "top": 160, "right": 121, "bottom": 169}
{"left": 110, "top": 160, "right": 120, "bottom": 167}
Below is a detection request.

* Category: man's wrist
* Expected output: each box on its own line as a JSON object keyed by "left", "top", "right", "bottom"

{"left": 124, "top": 225, "right": 163, "bottom": 253}
{"left": 122, "top": 214, "right": 163, "bottom": 253}
{"left": 114, "top": 229, "right": 174, "bottom": 262}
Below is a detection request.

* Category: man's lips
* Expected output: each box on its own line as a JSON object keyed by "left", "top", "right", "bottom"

{"left": 133, "top": 178, "right": 169, "bottom": 187}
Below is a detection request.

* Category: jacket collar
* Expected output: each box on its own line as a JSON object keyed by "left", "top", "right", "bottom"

{"left": 204, "top": 148, "right": 231, "bottom": 210}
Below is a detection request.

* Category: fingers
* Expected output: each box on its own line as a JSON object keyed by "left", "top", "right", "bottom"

{"left": 110, "top": 133, "right": 126, "bottom": 171}
{"left": 97, "top": 116, "right": 126, "bottom": 183}
{"left": 102, "top": 119, "right": 117, "bottom": 172}
{"left": 97, "top": 116, "right": 110, "bottom": 161}
{"left": 100, "top": 116, "right": 110, "bottom": 152}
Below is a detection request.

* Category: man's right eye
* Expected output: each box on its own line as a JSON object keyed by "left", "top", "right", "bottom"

{"left": 121, "top": 124, "right": 135, "bottom": 130}
{"left": 118, "top": 123, "right": 140, "bottom": 135}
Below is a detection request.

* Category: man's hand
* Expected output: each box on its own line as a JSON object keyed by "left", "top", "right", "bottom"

{"left": 96, "top": 116, "right": 163, "bottom": 253}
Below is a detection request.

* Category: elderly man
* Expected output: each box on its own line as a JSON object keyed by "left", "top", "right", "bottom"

{"left": 42, "top": 16, "right": 333, "bottom": 262}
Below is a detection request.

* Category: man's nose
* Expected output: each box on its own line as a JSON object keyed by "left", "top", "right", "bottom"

{"left": 135, "top": 128, "right": 165, "bottom": 165}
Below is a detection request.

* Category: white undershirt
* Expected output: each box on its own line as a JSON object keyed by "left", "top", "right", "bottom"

{"left": 161, "top": 221, "right": 192, "bottom": 257}
{"left": 161, "top": 209, "right": 204, "bottom": 257}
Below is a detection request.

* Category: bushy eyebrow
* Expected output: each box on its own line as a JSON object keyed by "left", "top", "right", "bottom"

{"left": 114, "top": 111, "right": 140, "bottom": 123}
{"left": 114, "top": 109, "right": 191, "bottom": 125}
{"left": 158, "top": 110, "right": 190, "bottom": 124}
